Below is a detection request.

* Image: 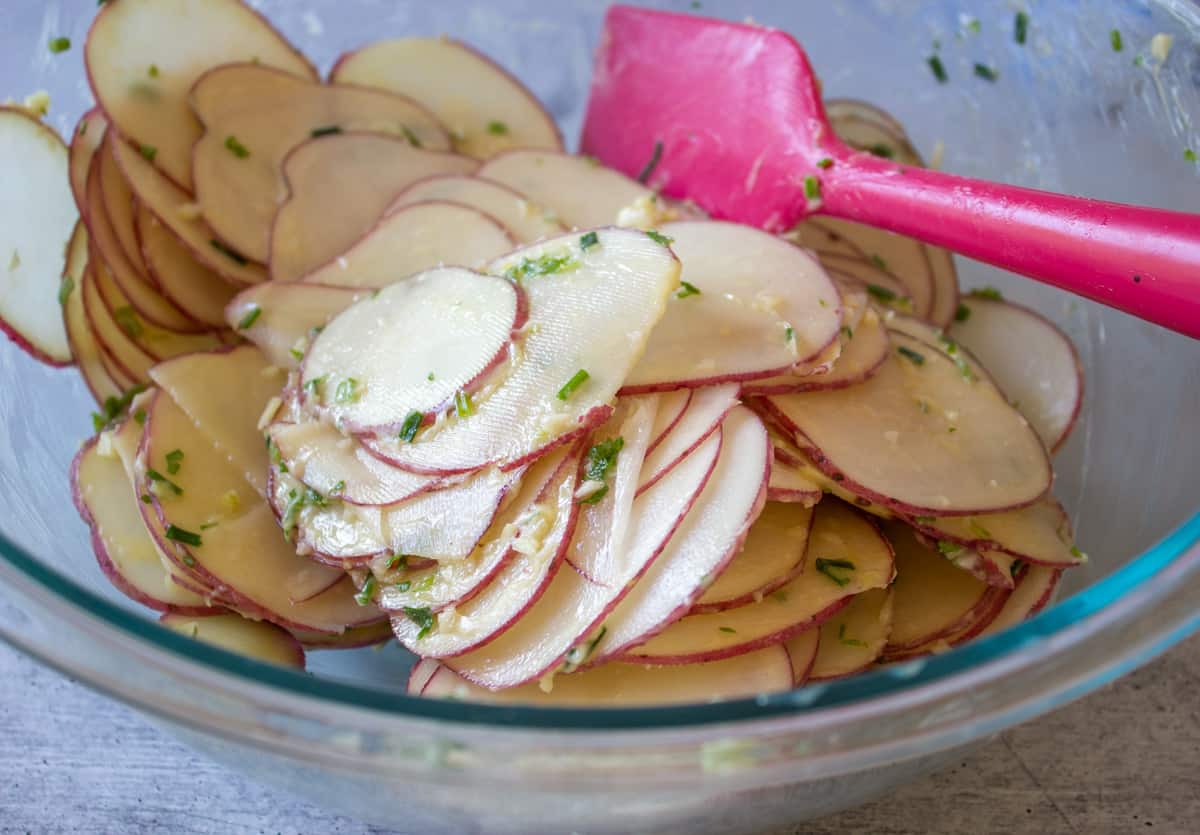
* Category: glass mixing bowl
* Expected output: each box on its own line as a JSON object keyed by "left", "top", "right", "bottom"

{"left": 2, "top": 1, "right": 1199, "bottom": 832}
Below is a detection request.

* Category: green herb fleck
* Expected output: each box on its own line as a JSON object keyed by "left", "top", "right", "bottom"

{"left": 838, "top": 623, "right": 868, "bottom": 648}
{"left": 401, "top": 126, "right": 422, "bottom": 148}
{"left": 165, "top": 448, "right": 184, "bottom": 475}
{"left": 637, "top": 140, "right": 664, "bottom": 183}
{"left": 199, "top": 521, "right": 219, "bottom": 531}
{"left": 955, "top": 302, "right": 972, "bottom": 323}
{"left": 486, "top": 120, "right": 509, "bottom": 135}
{"left": 354, "top": 575, "right": 377, "bottom": 607}
{"left": 310, "top": 125, "right": 342, "bottom": 138}
{"left": 718, "top": 626, "right": 737, "bottom": 634}
{"left": 90, "top": 384, "right": 148, "bottom": 433}
{"left": 927, "top": 54, "right": 948, "bottom": 83}
{"left": 303, "top": 375, "right": 326, "bottom": 395}
{"left": 1015, "top": 11, "right": 1029, "bottom": 45}
{"left": 504, "top": 251, "right": 578, "bottom": 281}
{"left": 48, "top": 37, "right": 71, "bottom": 54}
{"left": 224, "top": 135, "right": 250, "bottom": 158}
{"left": 936, "top": 540, "right": 963, "bottom": 556}
{"left": 675, "top": 280, "right": 701, "bottom": 299}
{"left": 454, "top": 389, "right": 473, "bottom": 417}
{"left": 866, "top": 283, "right": 897, "bottom": 303}
{"left": 165, "top": 524, "right": 202, "bottom": 547}
{"left": 334, "top": 378, "right": 361, "bottom": 404}
{"left": 113, "top": 306, "right": 143, "bottom": 339}
{"left": 146, "top": 468, "right": 183, "bottom": 497}
{"left": 140, "top": 493, "right": 152, "bottom": 505}
{"left": 804, "top": 175, "right": 822, "bottom": 201}
{"left": 868, "top": 143, "right": 894, "bottom": 159}
{"left": 969, "top": 519, "right": 993, "bottom": 539}
{"left": 398, "top": 410, "right": 423, "bottom": 443}
{"left": 913, "top": 516, "right": 935, "bottom": 524}
{"left": 645, "top": 229, "right": 674, "bottom": 247}
{"left": 289, "top": 347, "right": 305, "bottom": 361}
{"left": 139, "top": 144, "right": 157, "bottom": 162}
{"left": 330, "top": 480, "right": 346, "bottom": 497}
{"left": 1110, "top": 29, "right": 1123, "bottom": 52}
{"left": 579, "top": 436, "right": 624, "bottom": 504}
{"left": 969, "top": 286, "right": 1003, "bottom": 301}
{"left": 402, "top": 606, "right": 436, "bottom": 639}
{"left": 815, "top": 557, "right": 855, "bottom": 587}
{"left": 1186, "top": 149, "right": 1197, "bottom": 163}
{"left": 973, "top": 63, "right": 998, "bottom": 82}
{"left": 148, "top": 64, "right": 159, "bottom": 78}
{"left": 897, "top": 345, "right": 926, "bottom": 366}
{"left": 426, "top": 372, "right": 435, "bottom": 381}
{"left": 236, "top": 305, "right": 261, "bottom": 330}
{"left": 387, "top": 553, "right": 409, "bottom": 572}
{"left": 939, "top": 336, "right": 976, "bottom": 381}
{"left": 133, "top": 408, "right": 147, "bottom": 425}
{"left": 209, "top": 238, "right": 248, "bottom": 266}
{"left": 394, "top": 581, "right": 412, "bottom": 592}
{"left": 557, "top": 369, "right": 590, "bottom": 401}
{"left": 579, "top": 231, "right": 600, "bottom": 251}
{"left": 414, "top": 572, "right": 436, "bottom": 593}
{"left": 965, "top": 18, "right": 981, "bottom": 34}
{"left": 1070, "top": 546, "right": 1087, "bottom": 560}
{"left": 869, "top": 254, "right": 888, "bottom": 271}
{"left": 816, "top": 157, "right": 833, "bottom": 169}
{"left": 58, "top": 275, "right": 75, "bottom": 306}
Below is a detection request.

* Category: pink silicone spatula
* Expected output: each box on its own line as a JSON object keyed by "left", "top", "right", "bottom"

{"left": 581, "top": 6, "right": 1200, "bottom": 338}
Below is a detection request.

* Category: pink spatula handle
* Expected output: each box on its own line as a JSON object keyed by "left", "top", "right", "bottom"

{"left": 821, "top": 150, "right": 1200, "bottom": 337}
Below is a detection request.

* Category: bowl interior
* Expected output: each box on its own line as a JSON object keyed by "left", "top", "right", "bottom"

{"left": 2, "top": 0, "right": 1199, "bottom": 715}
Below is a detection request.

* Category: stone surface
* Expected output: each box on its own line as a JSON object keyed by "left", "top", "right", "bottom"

{"left": 0, "top": 635, "right": 1197, "bottom": 835}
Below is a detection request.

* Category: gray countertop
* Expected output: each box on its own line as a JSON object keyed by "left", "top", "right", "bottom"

{"left": 1, "top": 635, "right": 1198, "bottom": 835}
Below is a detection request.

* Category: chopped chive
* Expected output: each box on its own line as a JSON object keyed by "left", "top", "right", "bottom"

{"left": 224, "top": 135, "right": 250, "bottom": 158}
{"left": 48, "top": 37, "right": 71, "bottom": 54}
{"left": 146, "top": 468, "right": 183, "bottom": 496}
{"left": 335, "top": 378, "right": 360, "bottom": 404}
{"left": 866, "top": 283, "right": 897, "bottom": 303}
{"left": 814, "top": 557, "right": 855, "bottom": 587}
{"left": 148, "top": 64, "right": 159, "bottom": 79}
{"left": 973, "top": 63, "right": 998, "bottom": 82}
{"left": 394, "top": 581, "right": 412, "bottom": 592}
{"left": 579, "top": 436, "right": 624, "bottom": 505}
{"left": 1070, "top": 546, "right": 1086, "bottom": 560}
{"left": 675, "top": 280, "right": 701, "bottom": 299}
{"left": 504, "top": 252, "right": 578, "bottom": 281}
{"left": 803, "top": 175, "right": 822, "bottom": 201}
{"left": 209, "top": 238, "right": 248, "bottom": 266}
{"left": 354, "top": 575, "right": 377, "bottom": 607}
{"left": 401, "top": 126, "right": 422, "bottom": 148}
{"left": 310, "top": 125, "right": 342, "bottom": 138}
{"left": 113, "top": 306, "right": 143, "bottom": 339}
{"left": 1186, "top": 149, "right": 1197, "bottom": 163}
{"left": 579, "top": 231, "right": 599, "bottom": 251}
{"left": 387, "top": 553, "right": 408, "bottom": 572}
{"left": 842, "top": 325, "right": 854, "bottom": 340}
{"left": 838, "top": 623, "right": 868, "bottom": 648}
{"left": 140, "top": 494, "right": 152, "bottom": 505}
{"left": 133, "top": 408, "right": 146, "bottom": 425}
{"left": 637, "top": 140, "right": 664, "bottom": 183}
{"left": 1014, "top": 11, "right": 1029, "bottom": 44}
{"left": 936, "top": 540, "right": 963, "bottom": 556}
{"left": 645, "top": 229, "right": 674, "bottom": 247}
{"left": 236, "top": 305, "right": 262, "bottom": 330}
{"left": 1110, "top": 29, "right": 1123, "bottom": 52}
{"left": 718, "top": 626, "right": 737, "bottom": 634}
{"left": 969, "top": 519, "right": 993, "bottom": 539}
{"left": 955, "top": 302, "right": 972, "bottom": 322}
{"left": 165, "top": 448, "right": 184, "bottom": 475}
{"left": 913, "top": 515, "right": 935, "bottom": 524}
{"left": 965, "top": 18, "right": 981, "bottom": 34}
{"left": 58, "top": 275, "right": 75, "bottom": 306}
{"left": 927, "top": 54, "right": 948, "bottom": 83}
{"left": 816, "top": 157, "right": 833, "bottom": 169}
{"left": 289, "top": 347, "right": 305, "bottom": 361}
{"left": 402, "top": 606, "right": 436, "bottom": 639}
{"left": 868, "top": 143, "right": 894, "bottom": 159}
{"left": 199, "top": 521, "right": 219, "bottom": 531}
{"left": 897, "top": 346, "right": 926, "bottom": 366}
{"left": 454, "top": 390, "right": 473, "bottom": 417}
{"left": 329, "top": 480, "right": 346, "bottom": 498}
{"left": 557, "top": 369, "right": 590, "bottom": 401}
{"left": 303, "top": 375, "right": 326, "bottom": 395}
{"left": 938, "top": 336, "right": 976, "bottom": 381}
{"left": 486, "top": 120, "right": 509, "bottom": 136}
{"left": 969, "top": 286, "right": 1003, "bottom": 300}
{"left": 139, "top": 144, "right": 157, "bottom": 162}
{"left": 785, "top": 325, "right": 795, "bottom": 342}
{"left": 398, "top": 410, "right": 423, "bottom": 442}
{"left": 869, "top": 254, "right": 888, "bottom": 271}
{"left": 165, "top": 524, "right": 202, "bottom": 547}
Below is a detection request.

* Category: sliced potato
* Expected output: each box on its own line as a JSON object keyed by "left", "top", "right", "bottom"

{"left": 743, "top": 306, "right": 890, "bottom": 395}
{"left": 160, "top": 612, "right": 306, "bottom": 669}
{"left": 135, "top": 204, "right": 237, "bottom": 329}
{"left": 69, "top": 108, "right": 107, "bottom": 218}
{"left": 364, "top": 228, "right": 680, "bottom": 475}
{"left": 903, "top": 497, "right": 1082, "bottom": 569}
{"left": 976, "top": 565, "right": 1060, "bottom": 637}
{"left": 192, "top": 63, "right": 450, "bottom": 262}
{"left": 298, "top": 202, "right": 514, "bottom": 289}
{"left": 85, "top": 0, "right": 317, "bottom": 190}
{"left": 766, "top": 457, "right": 823, "bottom": 506}
{"left": 270, "top": 133, "right": 476, "bottom": 282}
{"left": 623, "top": 498, "right": 893, "bottom": 664}
{"left": 784, "top": 628, "right": 821, "bottom": 685}
{"left": 478, "top": 150, "right": 651, "bottom": 229}
{"left": 767, "top": 331, "right": 1051, "bottom": 516}
{"left": 637, "top": 383, "right": 738, "bottom": 494}
{"left": 97, "top": 136, "right": 150, "bottom": 278}
{"left": 331, "top": 38, "right": 562, "bottom": 159}
{"left": 805, "top": 587, "right": 893, "bottom": 680}
{"left": 62, "top": 226, "right": 122, "bottom": 403}
{"left": 391, "top": 174, "right": 565, "bottom": 243}
{"left": 647, "top": 389, "right": 692, "bottom": 453}
{"left": 225, "top": 282, "right": 362, "bottom": 368}
{"left": 622, "top": 222, "right": 842, "bottom": 393}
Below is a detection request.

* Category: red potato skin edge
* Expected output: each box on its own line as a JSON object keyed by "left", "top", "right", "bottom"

{"left": 408, "top": 657, "right": 441, "bottom": 695}
{"left": 328, "top": 38, "right": 566, "bottom": 152}
{"left": 83, "top": 0, "right": 319, "bottom": 194}
{"left": 294, "top": 619, "right": 393, "bottom": 650}
{"left": 65, "top": 283, "right": 126, "bottom": 405}
{"left": 882, "top": 579, "right": 1008, "bottom": 657}
{"left": 132, "top": 206, "right": 231, "bottom": 329}
{"left": 645, "top": 389, "right": 692, "bottom": 456}
{"left": 160, "top": 612, "right": 308, "bottom": 670}
{"left": 388, "top": 173, "right": 569, "bottom": 235}
{"left": 80, "top": 262, "right": 144, "bottom": 384}
{"left": 634, "top": 399, "right": 734, "bottom": 497}
{"left": 69, "top": 108, "right": 106, "bottom": 222}
{"left": 900, "top": 500, "right": 1080, "bottom": 570}
{"left": 740, "top": 331, "right": 890, "bottom": 397}
{"left": 269, "top": 131, "right": 482, "bottom": 283}
{"left": 783, "top": 629, "right": 821, "bottom": 687}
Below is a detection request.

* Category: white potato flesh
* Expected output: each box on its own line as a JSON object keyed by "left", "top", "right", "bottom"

{"left": 0, "top": 108, "right": 76, "bottom": 364}
{"left": 192, "top": 64, "right": 450, "bottom": 262}
{"left": 637, "top": 383, "right": 738, "bottom": 494}
{"left": 391, "top": 443, "right": 583, "bottom": 656}
{"left": 364, "top": 229, "right": 680, "bottom": 474}
{"left": 149, "top": 344, "right": 283, "bottom": 496}
{"left": 271, "top": 133, "right": 476, "bottom": 282}
{"left": 766, "top": 456, "right": 823, "bottom": 506}
{"left": 767, "top": 332, "right": 1051, "bottom": 516}
{"left": 590, "top": 407, "right": 770, "bottom": 662}
{"left": 302, "top": 267, "right": 519, "bottom": 431}
{"left": 646, "top": 389, "right": 691, "bottom": 453}
{"left": 950, "top": 296, "right": 1083, "bottom": 453}
{"left": 299, "top": 202, "right": 515, "bottom": 289}
{"left": 903, "top": 497, "right": 1082, "bottom": 568}
{"left": 882, "top": 522, "right": 992, "bottom": 652}
{"left": 391, "top": 175, "right": 564, "bottom": 243}
{"left": 976, "top": 565, "right": 1060, "bottom": 637}
{"left": 478, "top": 151, "right": 651, "bottom": 229}
{"left": 742, "top": 307, "right": 890, "bottom": 395}
{"left": 416, "top": 646, "right": 792, "bottom": 705}
{"left": 784, "top": 628, "right": 821, "bottom": 684}
{"left": 160, "top": 612, "right": 305, "bottom": 669}
{"left": 805, "top": 587, "right": 893, "bottom": 680}
{"left": 622, "top": 222, "right": 842, "bottom": 392}
{"left": 693, "top": 502, "right": 814, "bottom": 612}
{"left": 110, "top": 136, "right": 269, "bottom": 285}
{"left": 285, "top": 459, "right": 526, "bottom": 562}
{"left": 440, "top": 399, "right": 660, "bottom": 688}
{"left": 135, "top": 205, "right": 236, "bottom": 329}
{"left": 85, "top": 0, "right": 317, "bottom": 190}
{"left": 226, "top": 282, "right": 362, "bottom": 369}
{"left": 74, "top": 432, "right": 211, "bottom": 612}
{"left": 62, "top": 227, "right": 123, "bottom": 402}
{"left": 70, "top": 108, "right": 107, "bottom": 217}
{"left": 81, "top": 264, "right": 152, "bottom": 380}
{"left": 624, "top": 500, "right": 893, "bottom": 664}
{"left": 143, "top": 393, "right": 378, "bottom": 634}
{"left": 270, "top": 421, "right": 438, "bottom": 507}
{"left": 330, "top": 38, "right": 562, "bottom": 159}
{"left": 97, "top": 138, "right": 150, "bottom": 277}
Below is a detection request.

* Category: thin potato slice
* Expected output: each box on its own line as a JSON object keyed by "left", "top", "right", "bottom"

{"left": 85, "top": 0, "right": 317, "bottom": 190}
{"left": 637, "top": 383, "right": 738, "bottom": 494}
{"left": 785, "top": 628, "right": 821, "bottom": 685}
{"left": 743, "top": 307, "right": 890, "bottom": 395}
{"left": 364, "top": 229, "right": 680, "bottom": 475}
{"left": 302, "top": 267, "right": 520, "bottom": 431}
{"left": 192, "top": 63, "right": 450, "bottom": 262}
{"left": 69, "top": 108, "right": 107, "bottom": 218}
{"left": 298, "top": 202, "right": 514, "bottom": 289}
{"left": 903, "top": 497, "right": 1082, "bottom": 569}
{"left": 622, "top": 499, "right": 893, "bottom": 664}
{"left": 97, "top": 137, "right": 150, "bottom": 278}
{"left": 391, "top": 175, "right": 565, "bottom": 243}
{"left": 62, "top": 226, "right": 122, "bottom": 403}
{"left": 331, "top": 38, "right": 562, "bottom": 159}
{"left": 647, "top": 389, "right": 692, "bottom": 453}
{"left": 135, "top": 205, "right": 236, "bottom": 329}
{"left": 766, "top": 457, "right": 823, "bottom": 506}
{"left": 805, "top": 587, "right": 893, "bottom": 680}
{"left": 160, "top": 612, "right": 306, "bottom": 669}
{"left": 767, "top": 332, "right": 1051, "bottom": 516}
{"left": 225, "top": 282, "right": 362, "bottom": 369}
{"left": 976, "top": 565, "right": 1060, "bottom": 638}
{"left": 270, "top": 133, "right": 476, "bottom": 282}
